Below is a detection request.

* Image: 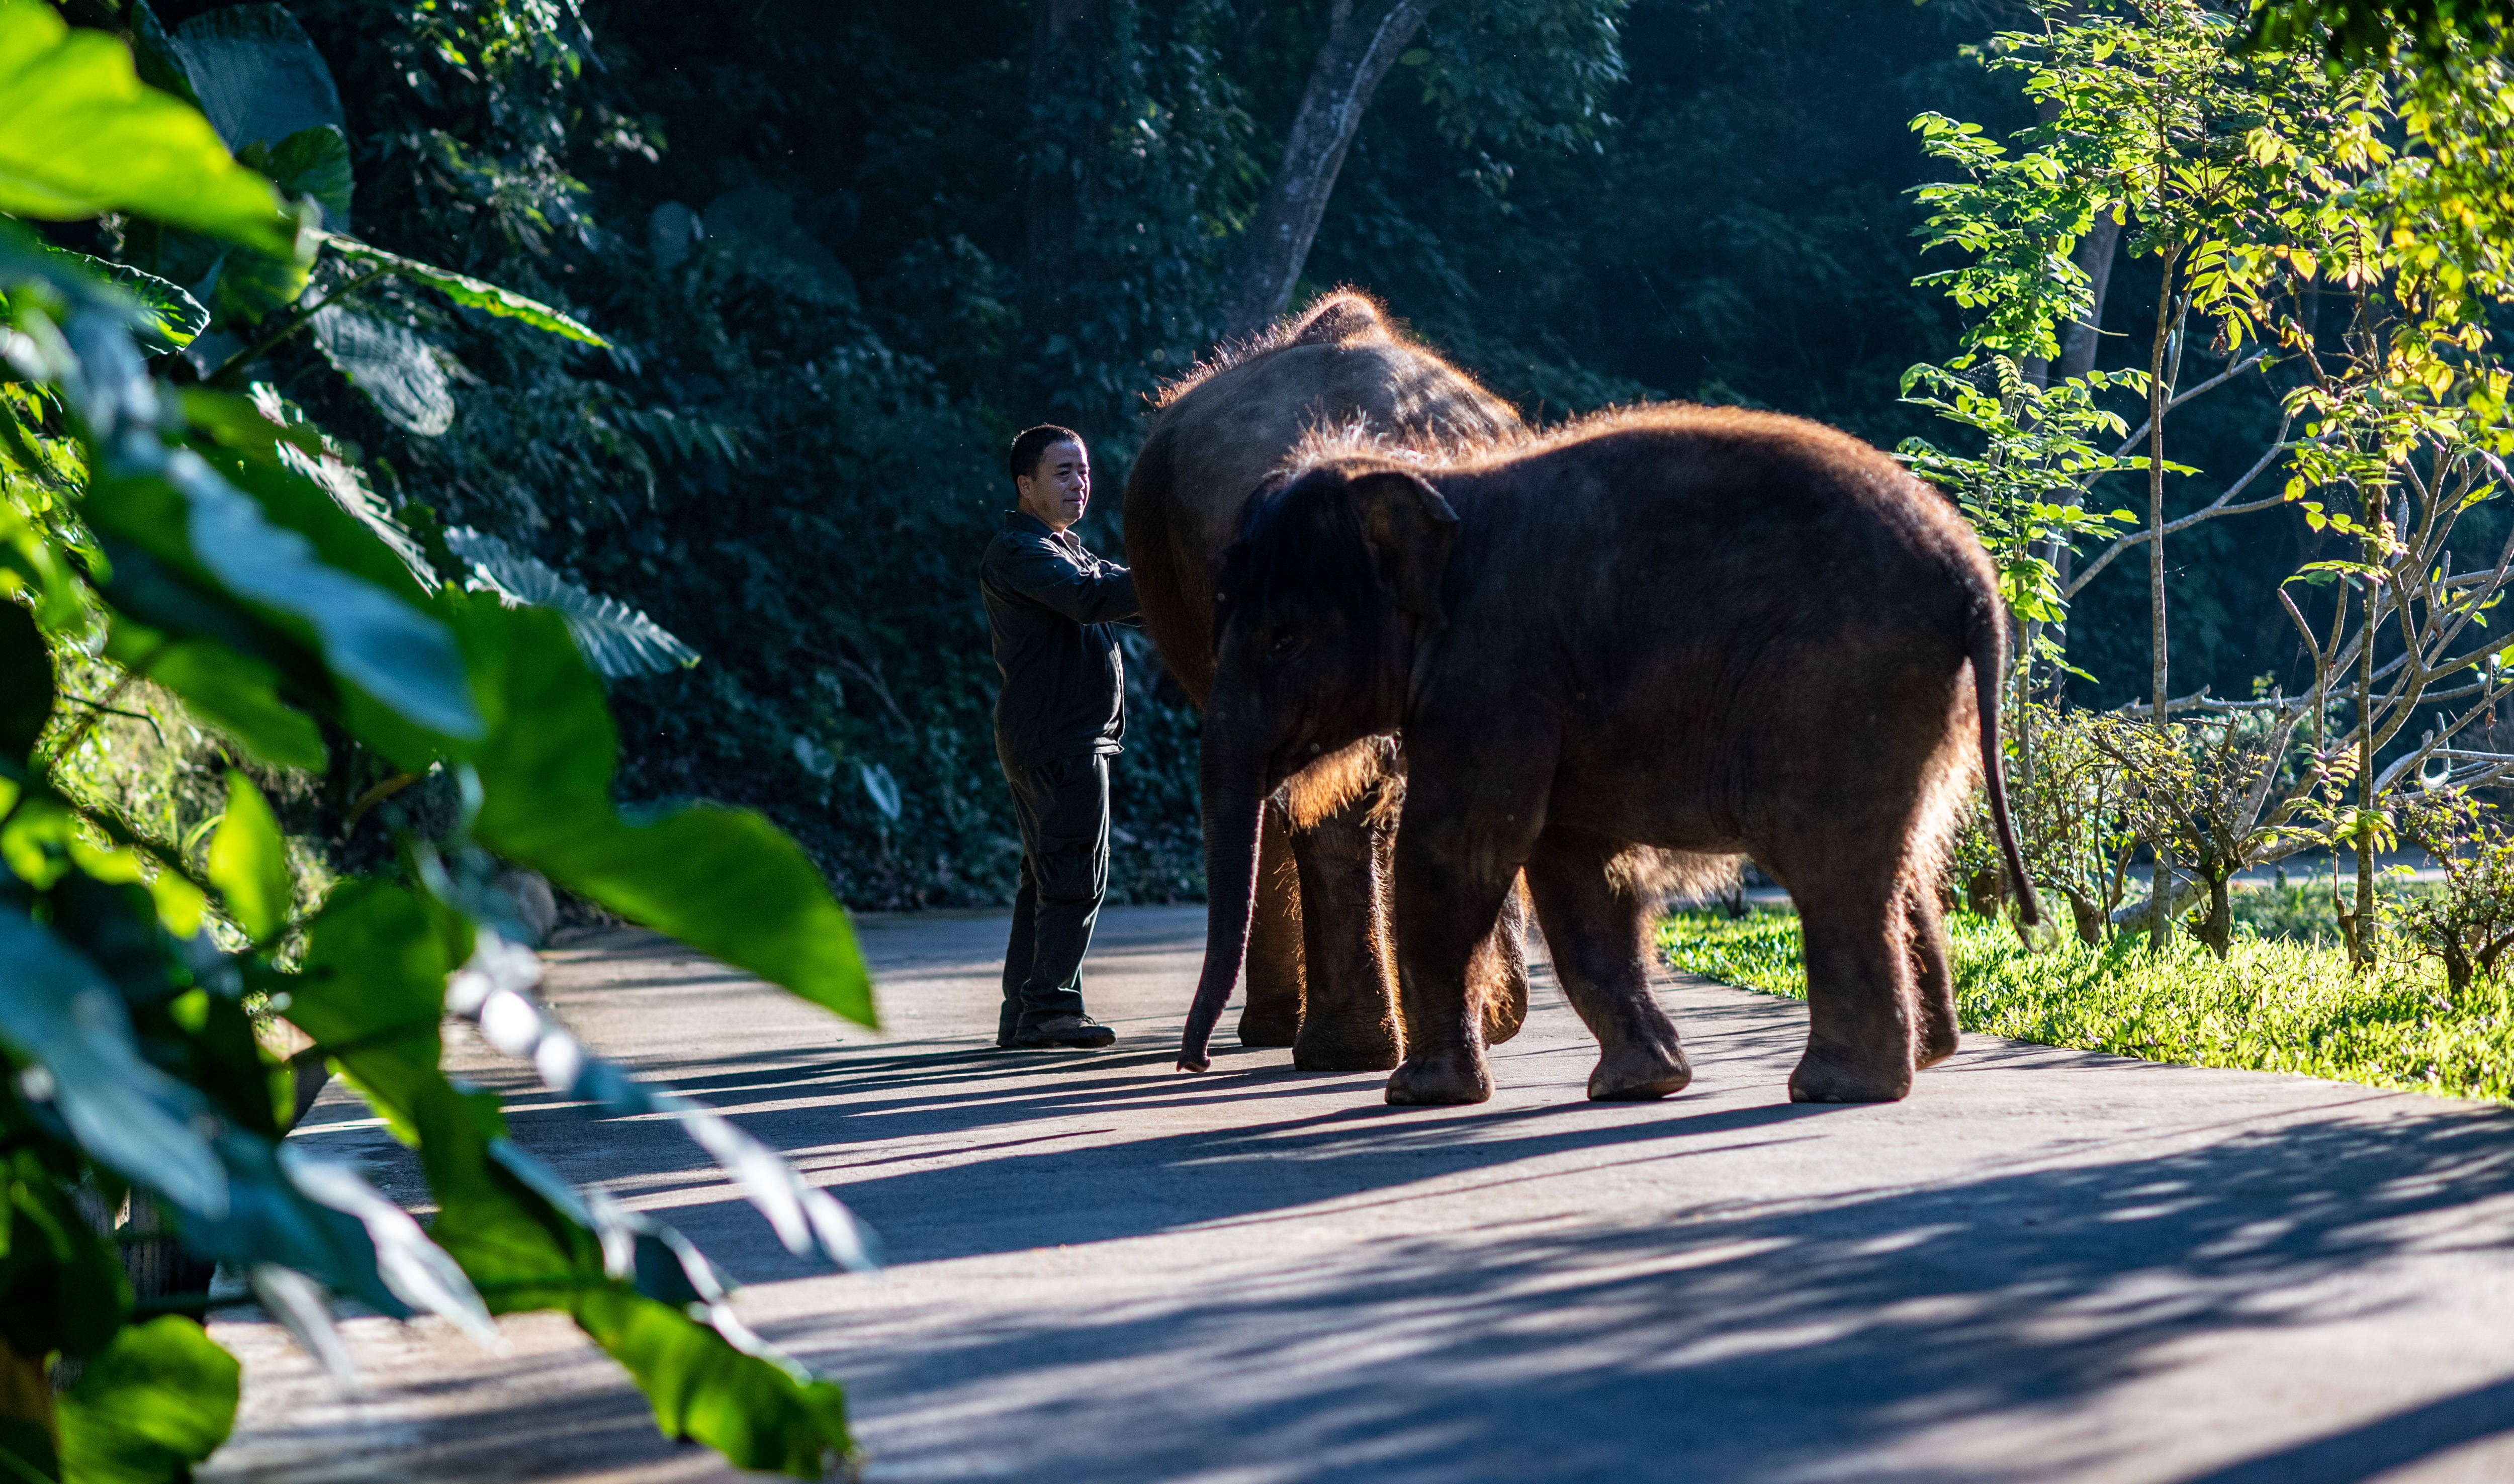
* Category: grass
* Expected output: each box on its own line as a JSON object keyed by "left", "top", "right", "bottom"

{"left": 1657, "top": 905, "right": 2514, "bottom": 1103}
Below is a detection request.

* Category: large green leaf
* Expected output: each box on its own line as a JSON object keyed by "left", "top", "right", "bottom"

{"left": 11, "top": 234, "right": 470, "bottom": 744}
{"left": 0, "top": 1150, "right": 133, "bottom": 1366}
{"left": 181, "top": 388, "right": 436, "bottom": 601}
{"left": 55, "top": 1316, "right": 238, "bottom": 1484}
{"left": 81, "top": 456, "right": 479, "bottom": 741}
{"left": 273, "top": 1147, "right": 495, "bottom": 1343}
{"left": 0, "top": 908, "right": 226, "bottom": 1220}
{"left": 455, "top": 601, "right": 874, "bottom": 1026}
{"left": 446, "top": 933, "right": 873, "bottom": 1271}
{"left": 164, "top": 3, "right": 344, "bottom": 155}
{"left": 576, "top": 1289, "right": 854, "bottom": 1476}
{"left": 124, "top": 0, "right": 199, "bottom": 112}
{"left": 0, "top": 0, "right": 299, "bottom": 256}
{"left": 204, "top": 771, "right": 288, "bottom": 941}
{"left": 16, "top": 243, "right": 207, "bottom": 356}
{"left": 102, "top": 624, "right": 327, "bottom": 774}
{"left": 445, "top": 527, "right": 698, "bottom": 677}
{"left": 310, "top": 305, "right": 452, "bottom": 436}
{"left": 0, "top": 227, "right": 204, "bottom": 363}
{"left": 316, "top": 232, "right": 607, "bottom": 346}
{"left": 242, "top": 125, "right": 352, "bottom": 231}
{"left": 296, "top": 886, "right": 854, "bottom": 1475}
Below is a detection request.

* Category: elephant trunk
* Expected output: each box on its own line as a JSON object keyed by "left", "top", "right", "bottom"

{"left": 1179, "top": 683, "right": 1269, "bottom": 1072}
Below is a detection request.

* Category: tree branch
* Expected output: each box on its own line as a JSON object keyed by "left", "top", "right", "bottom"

{"left": 1222, "top": 0, "right": 1438, "bottom": 334}
{"left": 2064, "top": 430, "right": 2297, "bottom": 600}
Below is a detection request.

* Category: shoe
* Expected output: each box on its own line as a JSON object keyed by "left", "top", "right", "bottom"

{"left": 1009, "top": 1014, "right": 1116, "bottom": 1050}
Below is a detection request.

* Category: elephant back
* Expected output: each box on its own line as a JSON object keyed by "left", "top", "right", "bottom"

{"left": 1125, "top": 291, "right": 1521, "bottom": 705}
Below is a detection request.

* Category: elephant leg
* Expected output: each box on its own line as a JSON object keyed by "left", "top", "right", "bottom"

{"left": 1236, "top": 802, "right": 1305, "bottom": 1048}
{"left": 1779, "top": 842, "right": 1917, "bottom": 1104}
{"left": 1907, "top": 884, "right": 1960, "bottom": 1071}
{"left": 1524, "top": 831, "right": 1690, "bottom": 1101}
{"left": 1471, "top": 875, "right": 1534, "bottom": 1046}
{"left": 1290, "top": 790, "right": 1404, "bottom": 1071}
{"left": 1383, "top": 820, "right": 1521, "bottom": 1109}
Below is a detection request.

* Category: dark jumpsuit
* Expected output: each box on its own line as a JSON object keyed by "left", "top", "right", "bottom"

{"left": 979, "top": 510, "right": 1140, "bottom": 1040}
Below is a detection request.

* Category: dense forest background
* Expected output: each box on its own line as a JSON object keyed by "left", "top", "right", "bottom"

{"left": 59, "top": 0, "right": 2357, "bottom": 907}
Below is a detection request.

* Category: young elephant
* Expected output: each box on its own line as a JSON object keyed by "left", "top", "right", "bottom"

{"left": 1177, "top": 406, "right": 2037, "bottom": 1105}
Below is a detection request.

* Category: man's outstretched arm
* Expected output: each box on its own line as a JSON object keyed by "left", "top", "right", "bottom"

{"left": 993, "top": 539, "right": 1139, "bottom": 623}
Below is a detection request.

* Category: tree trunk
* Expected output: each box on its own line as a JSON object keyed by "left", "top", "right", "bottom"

{"left": 2061, "top": 885, "right": 2105, "bottom": 946}
{"left": 2353, "top": 576, "right": 2378, "bottom": 968}
{"left": 2145, "top": 243, "right": 2183, "bottom": 950}
{"left": 2197, "top": 874, "right": 2232, "bottom": 959}
{"left": 1222, "top": 0, "right": 1437, "bottom": 335}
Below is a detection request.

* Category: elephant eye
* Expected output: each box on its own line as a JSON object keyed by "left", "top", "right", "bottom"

{"left": 1269, "top": 629, "right": 1298, "bottom": 655}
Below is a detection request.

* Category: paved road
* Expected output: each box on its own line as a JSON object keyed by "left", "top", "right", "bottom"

{"left": 205, "top": 906, "right": 2514, "bottom": 1483}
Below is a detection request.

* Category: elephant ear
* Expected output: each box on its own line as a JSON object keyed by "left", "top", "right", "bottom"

{"left": 1346, "top": 470, "right": 1460, "bottom": 625}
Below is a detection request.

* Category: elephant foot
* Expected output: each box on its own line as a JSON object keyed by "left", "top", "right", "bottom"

{"left": 1385, "top": 1047, "right": 1492, "bottom": 1105}
{"left": 1786, "top": 1050, "right": 1913, "bottom": 1104}
{"left": 1292, "top": 1022, "right": 1401, "bottom": 1072}
{"left": 1236, "top": 1009, "right": 1301, "bottom": 1048}
{"left": 1587, "top": 1040, "right": 1691, "bottom": 1101}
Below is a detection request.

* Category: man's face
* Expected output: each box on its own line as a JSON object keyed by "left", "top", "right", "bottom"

{"left": 1017, "top": 440, "right": 1091, "bottom": 531}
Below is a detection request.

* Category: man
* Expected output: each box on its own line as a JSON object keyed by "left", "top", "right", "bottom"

{"left": 981, "top": 425, "right": 1139, "bottom": 1049}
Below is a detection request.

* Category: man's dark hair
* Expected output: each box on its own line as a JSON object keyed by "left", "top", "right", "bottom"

{"left": 1009, "top": 424, "right": 1084, "bottom": 484}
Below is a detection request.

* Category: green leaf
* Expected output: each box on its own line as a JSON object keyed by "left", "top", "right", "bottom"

{"left": 0, "top": 1152, "right": 133, "bottom": 1364}
{"left": 55, "top": 1316, "right": 239, "bottom": 1484}
{"left": 205, "top": 219, "right": 313, "bottom": 324}
{"left": 205, "top": 771, "right": 288, "bottom": 941}
{"left": 0, "top": 0, "right": 299, "bottom": 255}
{"left": 0, "top": 225, "right": 204, "bottom": 362}
{"left": 14, "top": 243, "right": 207, "bottom": 356}
{"left": 309, "top": 306, "right": 452, "bottom": 437}
{"left": 0, "top": 601, "right": 50, "bottom": 762}
{"left": 106, "top": 627, "right": 326, "bottom": 773}
{"left": 445, "top": 528, "right": 698, "bottom": 676}
{"left": 0, "top": 909, "right": 227, "bottom": 1220}
{"left": 242, "top": 124, "right": 351, "bottom": 231}
{"left": 294, "top": 885, "right": 854, "bottom": 1473}
{"left": 82, "top": 457, "right": 480, "bottom": 741}
{"left": 458, "top": 602, "right": 873, "bottom": 1026}
{"left": 181, "top": 390, "right": 437, "bottom": 601}
{"left": 164, "top": 3, "right": 343, "bottom": 155}
{"left": 574, "top": 1290, "right": 853, "bottom": 1476}
{"left": 294, "top": 881, "right": 462, "bottom": 1143}
{"left": 315, "top": 232, "right": 607, "bottom": 346}
{"left": 124, "top": 1, "right": 199, "bottom": 112}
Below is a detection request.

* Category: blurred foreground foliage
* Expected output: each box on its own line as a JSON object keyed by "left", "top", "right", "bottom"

{"left": 1, "top": 0, "right": 881, "bottom": 1473}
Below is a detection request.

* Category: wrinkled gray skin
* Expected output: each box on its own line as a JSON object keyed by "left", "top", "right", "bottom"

{"left": 1179, "top": 406, "right": 2037, "bottom": 1105}
{"left": 1125, "top": 291, "right": 1531, "bottom": 1069}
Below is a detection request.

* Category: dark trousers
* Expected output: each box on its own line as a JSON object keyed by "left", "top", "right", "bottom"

{"left": 999, "top": 752, "right": 1111, "bottom": 1040}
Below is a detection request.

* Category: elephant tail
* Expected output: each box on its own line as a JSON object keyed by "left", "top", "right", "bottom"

{"left": 1966, "top": 596, "right": 2041, "bottom": 928}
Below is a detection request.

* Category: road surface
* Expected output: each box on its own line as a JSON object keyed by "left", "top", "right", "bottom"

{"left": 204, "top": 905, "right": 2514, "bottom": 1482}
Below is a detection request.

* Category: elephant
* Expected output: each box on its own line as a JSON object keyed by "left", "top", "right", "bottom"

{"left": 1124, "top": 290, "right": 1535, "bottom": 1070}
{"left": 1175, "top": 405, "right": 2038, "bottom": 1105}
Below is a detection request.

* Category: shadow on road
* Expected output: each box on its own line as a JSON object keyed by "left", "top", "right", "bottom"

{"left": 769, "top": 1102, "right": 2514, "bottom": 1483}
